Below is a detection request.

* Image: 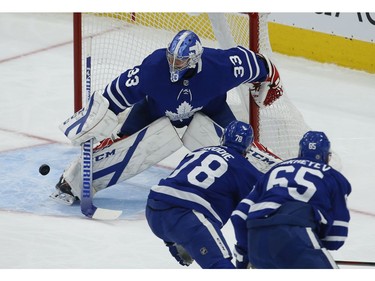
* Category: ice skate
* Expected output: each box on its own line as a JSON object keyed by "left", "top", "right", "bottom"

{"left": 49, "top": 175, "right": 79, "bottom": 205}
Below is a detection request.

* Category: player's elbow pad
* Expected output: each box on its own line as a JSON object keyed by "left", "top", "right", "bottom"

{"left": 59, "top": 93, "right": 118, "bottom": 146}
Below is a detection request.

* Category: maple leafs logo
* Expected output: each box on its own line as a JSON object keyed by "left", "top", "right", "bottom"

{"left": 165, "top": 101, "right": 202, "bottom": 122}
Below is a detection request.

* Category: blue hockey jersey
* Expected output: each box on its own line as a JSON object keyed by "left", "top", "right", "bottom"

{"left": 148, "top": 146, "right": 264, "bottom": 227}
{"left": 102, "top": 46, "right": 268, "bottom": 128}
{"left": 231, "top": 157, "right": 352, "bottom": 251}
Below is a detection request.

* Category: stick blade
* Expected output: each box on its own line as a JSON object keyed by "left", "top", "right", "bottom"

{"left": 92, "top": 208, "right": 123, "bottom": 220}
{"left": 81, "top": 203, "right": 123, "bottom": 220}
{"left": 336, "top": 260, "right": 375, "bottom": 267}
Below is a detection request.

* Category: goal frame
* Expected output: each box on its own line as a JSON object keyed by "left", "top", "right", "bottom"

{"left": 72, "top": 12, "right": 340, "bottom": 169}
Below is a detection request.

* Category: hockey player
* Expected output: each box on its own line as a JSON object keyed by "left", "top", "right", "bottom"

{"left": 231, "top": 131, "right": 352, "bottom": 269}
{"left": 53, "top": 29, "right": 283, "bottom": 205}
{"left": 146, "top": 121, "right": 264, "bottom": 268}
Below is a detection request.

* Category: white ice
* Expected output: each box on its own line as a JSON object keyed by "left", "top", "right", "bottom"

{"left": 0, "top": 13, "right": 374, "bottom": 279}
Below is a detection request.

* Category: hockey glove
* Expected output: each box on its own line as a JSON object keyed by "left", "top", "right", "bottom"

{"left": 165, "top": 242, "right": 194, "bottom": 266}
{"left": 233, "top": 244, "right": 252, "bottom": 269}
{"left": 248, "top": 54, "right": 283, "bottom": 108}
{"left": 59, "top": 93, "right": 118, "bottom": 146}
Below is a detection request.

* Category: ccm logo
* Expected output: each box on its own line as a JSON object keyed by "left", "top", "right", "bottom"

{"left": 249, "top": 151, "right": 277, "bottom": 165}
{"left": 94, "top": 149, "right": 116, "bottom": 161}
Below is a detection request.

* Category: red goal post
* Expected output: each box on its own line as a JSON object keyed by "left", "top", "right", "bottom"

{"left": 73, "top": 12, "right": 318, "bottom": 162}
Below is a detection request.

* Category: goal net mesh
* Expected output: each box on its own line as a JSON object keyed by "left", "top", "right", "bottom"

{"left": 78, "top": 12, "right": 339, "bottom": 167}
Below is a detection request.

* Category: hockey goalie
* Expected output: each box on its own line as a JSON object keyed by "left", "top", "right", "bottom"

{"left": 51, "top": 29, "right": 284, "bottom": 205}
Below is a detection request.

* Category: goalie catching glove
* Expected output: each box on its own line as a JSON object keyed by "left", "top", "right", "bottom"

{"left": 59, "top": 93, "right": 118, "bottom": 146}
{"left": 248, "top": 54, "right": 283, "bottom": 108}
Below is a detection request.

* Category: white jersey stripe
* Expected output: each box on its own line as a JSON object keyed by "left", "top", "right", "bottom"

{"left": 105, "top": 83, "right": 127, "bottom": 110}
{"left": 305, "top": 227, "right": 338, "bottom": 268}
{"left": 231, "top": 209, "right": 247, "bottom": 220}
{"left": 193, "top": 210, "right": 231, "bottom": 258}
{"left": 333, "top": 220, "right": 349, "bottom": 227}
{"left": 249, "top": 201, "right": 281, "bottom": 213}
{"left": 151, "top": 185, "right": 223, "bottom": 225}
{"left": 115, "top": 77, "right": 132, "bottom": 107}
{"left": 237, "top": 46, "right": 260, "bottom": 82}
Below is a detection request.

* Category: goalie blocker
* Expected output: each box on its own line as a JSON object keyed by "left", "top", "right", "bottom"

{"left": 52, "top": 113, "right": 281, "bottom": 205}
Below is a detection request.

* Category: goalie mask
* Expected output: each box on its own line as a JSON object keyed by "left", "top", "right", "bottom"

{"left": 221, "top": 121, "right": 254, "bottom": 155}
{"left": 166, "top": 30, "right": 203, "bottom": 83}
{"left": 298, "top": 131, "right": 332, "bottom": 164}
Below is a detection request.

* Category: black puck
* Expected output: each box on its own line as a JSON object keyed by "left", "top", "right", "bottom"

{"left": 39, "top": 164, "right": 50, "bottom": 176}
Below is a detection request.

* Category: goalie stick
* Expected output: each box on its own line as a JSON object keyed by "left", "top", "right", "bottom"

{"left": 80, "top": 36, "right": 122, "bottom": 220}
{"left": 336, "top": 260, "right": 375, "bottom": 267}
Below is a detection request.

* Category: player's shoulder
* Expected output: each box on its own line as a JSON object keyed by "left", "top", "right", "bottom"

{"left": 202, "top": 46, "right": 254, "bottom": 70}
{"left": 328, "top": 166, "right": 352, "bottom": 190}
{"left": 220, "top": 146, "right": 262, "bottom": 172}
{"left": 202, "top": 46, "right": 241, "bottom": 57}
{"left": 141, "top": 48, "right": 167, "bottom": 67}
{"left": 137, "top": 48, "right": 169, "bottom": 82}
{"left": 276, "top": 157, "right": 329, "bottom": 168}
{"left": 275, "top": 157, "right": 350, "bottom": 179}
{"left": 201, "top": 145, "right": 242, "bottom": 161}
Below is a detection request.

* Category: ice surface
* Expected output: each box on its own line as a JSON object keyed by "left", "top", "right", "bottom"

{"left": 0, "top": 14, "right": 374, "bottom": 277}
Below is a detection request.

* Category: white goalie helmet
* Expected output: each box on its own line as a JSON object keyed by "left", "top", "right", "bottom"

{"left": 166, "top": 30, "right": 204, "bottom": 82}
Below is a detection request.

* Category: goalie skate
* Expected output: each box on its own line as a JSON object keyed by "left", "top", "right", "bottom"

{"left": 49, "top": 189, "right": 76, "bottom": 205}
{"left": 49, "top": 176, "right": 78, "bottom": 205}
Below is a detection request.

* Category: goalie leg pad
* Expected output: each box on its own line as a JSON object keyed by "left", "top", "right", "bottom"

{"left": 246, "top": 142, "right": 282, "bottom": 173}
{"left": 63, "top": 117, "right": 183, "bottom": 199}
{"left": 181, "top": 112, "right": 283, "bottom": 174}
{"left": 182, "top": 112, "right": 224, "bottom": 152}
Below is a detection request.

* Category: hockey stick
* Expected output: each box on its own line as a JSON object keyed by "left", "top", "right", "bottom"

{"left": 80, "top": 36, "right": 122, "bottom": 220}
{"left": 336, "top": 260, "right": 375, "bottom": 267}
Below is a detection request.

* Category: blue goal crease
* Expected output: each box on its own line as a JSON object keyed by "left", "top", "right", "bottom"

{"left": 0, "top": 143, "right": 170, "bottom": 220}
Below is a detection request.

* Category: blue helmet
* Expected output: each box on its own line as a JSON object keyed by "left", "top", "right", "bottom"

{"left": 166, "top": 30, "right": 203, "bottom": 82}
{"left": 298, "top": 131, "right": 331, "bottom": 163}
{"left": 221, "top": 121, "right": 254, "bottom": 154}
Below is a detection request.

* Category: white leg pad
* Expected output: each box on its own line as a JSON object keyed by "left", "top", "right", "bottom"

{"left": 246, "top": 144, "right": 282, "bottom": 173}
{"left": 181, "top": 112, "right": 282, "bottom": 173}
{"left": 64, "top": 117, "right": 183, "bottom": 198}
{"left": 181, "top": 112, "right": 223, "bottom": 151}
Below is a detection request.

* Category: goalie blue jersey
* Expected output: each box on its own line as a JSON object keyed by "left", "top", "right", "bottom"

{"left": 231, "top": 157, "right": 352, "bottom": 251}
{"left": 148, "top": 146, "right": 263, "bottom": 227}
{"left": 102, "top": 46, "right": 267, "bottom": 128}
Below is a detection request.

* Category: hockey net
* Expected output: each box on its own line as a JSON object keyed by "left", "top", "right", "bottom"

{"left": 74, "top": 12, "right": 318, "bottom": 162}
